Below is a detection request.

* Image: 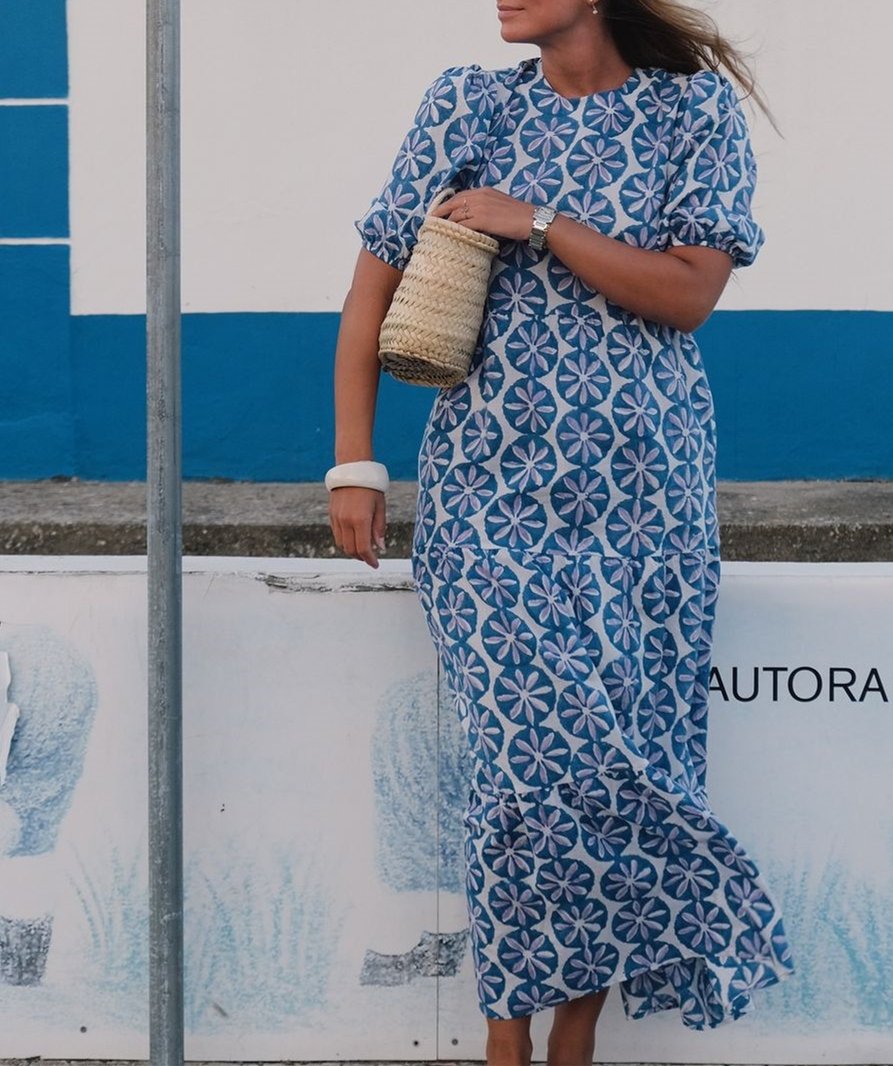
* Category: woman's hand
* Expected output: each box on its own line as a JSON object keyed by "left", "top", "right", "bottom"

{"left": 429, "top": 188, "right": 534, "bottom": 242}
{"left": 329, "top": 485, "right": 387, "bottom": 569}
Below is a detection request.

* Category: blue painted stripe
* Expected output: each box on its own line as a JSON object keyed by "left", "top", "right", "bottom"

{"left": 698, "top": 311, "right": 893, "bottom": 479}
{"left": 2, "top": 310, "right": 891, "bottom": 481}
{"left": 0, "top": 104, "right": 69, "bottom": 236}
{"left": 0, "top": 0, "right": 67, "bottom": 98}
{"left": 0, "top": 245, "right": 74, "bottom": 476}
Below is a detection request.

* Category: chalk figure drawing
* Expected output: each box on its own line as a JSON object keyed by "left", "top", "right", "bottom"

{"left": 0, "top": 619, "right": 348, "bottom": 1035}
{"left": 0, "top": 626, "right": 98, "bottom": 986}
{"left": 366, "top": 668, "right": 471, "bottom": 985}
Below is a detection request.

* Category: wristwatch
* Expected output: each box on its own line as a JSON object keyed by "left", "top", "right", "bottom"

{"left": 528, "top": 204, "right": 557, "bottom": 252}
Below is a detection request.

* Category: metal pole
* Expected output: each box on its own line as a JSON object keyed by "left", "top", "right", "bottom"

{"left": 146, "top": 0, "right": 183, "bottom": 1061}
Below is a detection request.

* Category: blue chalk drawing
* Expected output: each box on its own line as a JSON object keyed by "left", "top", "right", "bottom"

{"left": 731, "top": 852, "right": 893, "bottom": 1033}
{"left": 71, "top": 841, "right": 148, "bottom": 980}
{"left": 0, "top": 623, "right": 98, "bottom": 989}
{"left": 0, "top": 624, "right": 98, "bottom": 857}
{"left": 370, "top": 668, "right": 472, "bottom": 893}
{"left": 183, "top": 844, "right": 348, "bottom": 1031}
{"left": 67, "top": 840, "right": 148, "bottom": 1025}
{"left": 363, "top": 669, "right": 473, "bottom": 987}
{"left": 66, "top": 839, "right": 347, "bottom": 1033}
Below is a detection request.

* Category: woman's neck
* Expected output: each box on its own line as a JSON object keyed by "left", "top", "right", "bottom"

{"left": 538, "top": 31, "right": 633, "bottom": 98}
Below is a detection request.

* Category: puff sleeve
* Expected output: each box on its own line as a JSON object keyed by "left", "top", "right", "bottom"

{"left": 661, "top": 69, "right": 765, "bottom": 269}
{"left": 353, "top": 64, "right": 496, "bottom": 270}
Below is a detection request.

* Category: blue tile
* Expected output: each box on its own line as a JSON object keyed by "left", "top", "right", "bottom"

{"left": 0, "top": 245, "right": 74, "bottom": 476}
{"left": 0, "top": 105, "right": 68, "bottom": 236}
{"left": 0, "top": 0, "right": 67, "bottom": 98}
{"left": 70, "top": 314, "right": 147, "bottom": 479}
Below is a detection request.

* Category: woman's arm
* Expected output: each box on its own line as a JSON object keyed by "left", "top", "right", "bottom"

{"left": 431, "top": 188, "right": 734, "bottom": 333}
{"left": 541, "top": 210, "right": 734, "bottom": 333}
{"left": 334, "top": 248, "right": 400, "bottom": 464}
{"left": 329, "top": 248, "right": 402, "bottom": 568}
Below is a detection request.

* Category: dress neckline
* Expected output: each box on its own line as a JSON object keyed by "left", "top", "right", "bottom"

{"left": 527, "top": 54, "right": 644, "bottom": 104}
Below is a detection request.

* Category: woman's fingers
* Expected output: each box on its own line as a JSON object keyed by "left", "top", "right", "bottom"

{"left": 372, "top": 494, "right": 387, "bottom": 553}
{"left": 429, "top": 187, "right": 525, "bottom": 240}
{"left": 339, "top": 519, "right": 358, "bottom": 561}
{"left": 330, "top": 514, "right": 343, "bottom": 552}
{"left": 329, "top": 486, "right": 383, "bottom": 569}
{"left": 328, "top": 496, "right": 344, "bottom": 552}
{"left": 350, "top": 516, "right": 378, "bottom": 568}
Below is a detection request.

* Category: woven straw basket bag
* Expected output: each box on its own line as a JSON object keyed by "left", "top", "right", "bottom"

{"left": 378, "top": 186, "right": 501, "bottom": 388}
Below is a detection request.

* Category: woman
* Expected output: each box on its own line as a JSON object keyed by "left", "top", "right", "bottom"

{"left": 329, "top": 1, "right": 795, "bottom": 1063}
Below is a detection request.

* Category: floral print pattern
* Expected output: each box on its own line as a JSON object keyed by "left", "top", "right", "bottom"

{"left": 354, "top": 56, "right": 794, "bottom": 1027}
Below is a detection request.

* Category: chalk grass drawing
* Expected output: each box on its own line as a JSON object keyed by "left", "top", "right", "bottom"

{"left": 0, "top": 914, "right": 53, "bottom": 986}
{"left": 359, "top": 928, "right": 469, "bottom": 986}
{"left": 0, "top": 625, "right": 98, "bottom": 988}
{"left": 734, "top": 853, "right": 893, "bottom": 1033}
{"left": 184, "top": 842, "right": 348, "bottom": 1031}
{"left": 69, "top": 842, "right": 148, "bottom": 1000}
{"left": 824, "top": 859, "right": 893, "bottom": 1029}
{"left": 67, "top": 838, "right": 347, "bottom": 1033}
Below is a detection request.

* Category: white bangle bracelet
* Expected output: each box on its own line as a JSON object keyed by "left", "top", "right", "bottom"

{"left": 325, "top": 460, "right": 390, "bottom": 493}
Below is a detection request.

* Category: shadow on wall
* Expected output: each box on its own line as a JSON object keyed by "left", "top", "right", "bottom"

{"left": 0, "top": 626, "right": 98, "bottom": 987}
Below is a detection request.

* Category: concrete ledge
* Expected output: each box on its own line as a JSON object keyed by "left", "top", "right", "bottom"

{"left": 0, "top": 478, "right": 891, "bottom": 561}
{"left": 0, "top": 1057, "right": 784, "bottom": 1066}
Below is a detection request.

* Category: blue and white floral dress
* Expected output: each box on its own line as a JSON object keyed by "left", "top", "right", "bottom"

{"left": 354, "top": 55, "right": 795, "bottom": 1028}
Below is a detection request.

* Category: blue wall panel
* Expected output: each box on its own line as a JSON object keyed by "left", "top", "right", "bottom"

{"left": 69, "top": 315, "right": 147, "bottom": 480}
{"left": 699, "top": 311, "right": 893, "bottom": 479}
{"left": 53, "top": 310, "right": 893, "bottom": 482}
{"left": 0, "top": 104, "right": 68, "bottom": 236}
{"left": 69, "top": 313, "right": 431, "bottom": 481}
{"left": 0, "top": 0, "right": 67, "bottom": 97}
{"left": 3, "top": 303, "right": 892, "bottom": 481}
{"left": 0, "top": 246, "right": 74, "bottom": 476}
{"left": 182, "top": 312, "right": 337, "bottom": 480}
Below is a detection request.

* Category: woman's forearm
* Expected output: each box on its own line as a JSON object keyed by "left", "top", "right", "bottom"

{"left": 532, "top": 211, "right": 711, "bottom": 334}
{"left": 433, "top": 190, "right": 730, "bottom": 334}
{"left": 333, "top": 282, "right": 392, "bottom": 464}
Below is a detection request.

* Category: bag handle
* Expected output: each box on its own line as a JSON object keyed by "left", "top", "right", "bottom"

{"left": 427, "top": 186, "right": 457, "bottom": 216}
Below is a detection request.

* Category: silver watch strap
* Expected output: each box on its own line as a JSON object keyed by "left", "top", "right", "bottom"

{"left": 528, "top": 205, "right": 557, "bottom": 252}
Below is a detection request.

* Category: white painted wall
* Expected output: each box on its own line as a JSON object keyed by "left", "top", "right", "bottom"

{"left": 67, "top": 0, "right": 893, "bottom": 316}
{"left": 0, "top": 555, "right": 892, "bottom": 1063}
